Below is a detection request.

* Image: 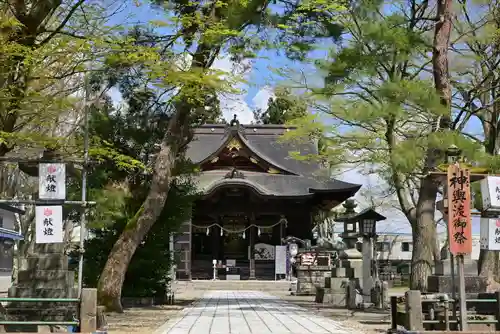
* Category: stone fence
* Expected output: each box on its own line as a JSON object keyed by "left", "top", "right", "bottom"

{"left": 390, "top": 290, "right": 500, "bottom": 332}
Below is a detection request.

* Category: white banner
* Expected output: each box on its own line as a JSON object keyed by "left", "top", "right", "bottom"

{"left": 39, "top": 163, "right": 66, "bottom": 200}
{"left": 275, "top": 246, "right": 287, "bottom": 275}
{"left": 35, "top": 206, "right": 63, "bottom": 244}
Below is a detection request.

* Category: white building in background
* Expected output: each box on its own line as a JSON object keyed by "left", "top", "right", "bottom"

{"left": 374, "top": 232, "right": 481, "bottom": 262}
{"left": 0, "top": 204, "right": 25, "bottom": 293}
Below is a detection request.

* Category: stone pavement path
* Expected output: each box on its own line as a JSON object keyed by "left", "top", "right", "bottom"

{"left": 154, "top": 291, "right": 364, "bottom": 334}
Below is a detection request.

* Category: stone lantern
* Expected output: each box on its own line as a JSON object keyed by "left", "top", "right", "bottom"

{"left": 336, "top": 205, "right": 386, "bottom": 303}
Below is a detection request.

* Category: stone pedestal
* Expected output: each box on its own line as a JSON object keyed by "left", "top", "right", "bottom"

{"left": 427, "top": 275, "right": 488, "bottom": 294}
{"left": 322, "top": 269, "right": 349, "bottom": 307}
{"left": 434, "top": 259, "right": 478, "bottom": 276}
{"left": 6, "top": 243, "right": 78, "bottom": 331}
{"left": 296, "top": 265, "right": 332, "bottom": 295}
{"left": 429, "top": 259, "right": 487, "bottom": 294}
{"left": 316, "top": 248, "right": 363, "bottom": 308}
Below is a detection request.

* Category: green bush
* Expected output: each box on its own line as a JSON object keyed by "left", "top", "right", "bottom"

{"left": 81, "top": 182, "right": 196, "bottom": 298}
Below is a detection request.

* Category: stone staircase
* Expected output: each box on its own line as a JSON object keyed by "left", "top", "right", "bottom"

{"left": 174, "top": 279, "right": 291, "bottom": 293}
{"left": 5, "top": 244, "right": 78, "bottom": 331}
{"left": 192, "top": 259, "right": 276, "bottom": 280}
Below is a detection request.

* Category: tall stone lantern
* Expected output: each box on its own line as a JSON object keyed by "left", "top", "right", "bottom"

{"left": 336, "top": 205, "right": 386, "bottom": 303}
{"left": 338, "top": 199, "right": 359, "bottom": 249}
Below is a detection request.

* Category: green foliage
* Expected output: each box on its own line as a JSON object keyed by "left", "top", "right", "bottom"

{"left": 253, "top": 87, "right": 308, "bottom": 124}
{"left": 282, "top": 0, "right": 495, "bottom": 190}
{"left": 73, "top": 62, "right": 201, "bottom": 296}
{"left": 82, "top": 182, "right": 197, "bottom": 297}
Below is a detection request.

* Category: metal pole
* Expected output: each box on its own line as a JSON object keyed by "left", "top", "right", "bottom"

{"left": 77, "top": 74, "right": 90, "bottom": 297}
{"left": 457, "top": 254, "right": 468, "bottom": 331}
{"left": 444, "top": 186, "right": 457, "bottom": 322}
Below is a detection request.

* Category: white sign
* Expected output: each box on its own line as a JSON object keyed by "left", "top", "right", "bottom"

{"left": 275, "top": 246, "right": 287, "bottom": 275}
{"left": 480, "top": 218, "right": 500, "bottom": 251}
{"left": 35, "top": 206, "right": 63, "bottom": 244}
{"left": 39, "top": 163, "right": 66, "bottom": 200}
{"left": 480, "top": 176, "right": 500, "bottom": 211}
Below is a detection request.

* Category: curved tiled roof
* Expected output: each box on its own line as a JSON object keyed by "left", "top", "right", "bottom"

{"left": 185, "top": 124, "right": 320, "bottom": 176}
{"left": 194, "top": 170, "right": 361, "bottom": 198}
{"left": 186, "top": 123, "right": 362, "bottom": 200}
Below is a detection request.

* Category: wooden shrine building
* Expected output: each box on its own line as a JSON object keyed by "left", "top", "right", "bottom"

{"left": 174, "top": 120, "right": 361, "bottom": 280}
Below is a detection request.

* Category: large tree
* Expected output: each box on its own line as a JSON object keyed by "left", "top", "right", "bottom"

{"left": 96, "top": 0, "right": 347, "bottom": 311}
{"left": 450, "top": 0, "right": 500, "bottom": 281}
{"left": 284, "top": 0, "right": 496, "bottom": 290}
{"left": 253, "top": 87, "right": 308, "bottom": 124}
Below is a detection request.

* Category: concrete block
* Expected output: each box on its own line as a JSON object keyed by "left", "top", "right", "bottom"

{"left": 323, "top": 293, "right": 346, "bottom": 307}
{"left": 8, "top": 286, "right": 78, "bottom": 299}
{"left": 331, "top": 268, "right": 347, "bottom": 277}
{"left": 33, "top": 244, "right": 65, "bottom": 254}
{"left": 346, "top": 266, "right": 363, "bottom": 279}
{"left": 325, "top": 277, "right": 348, "bottom": 291}
{"left": 22, "top": 254, "right": 68, "bottom": 271}
{"left": 427, "top": 275, "right": 488, "bottom": 294}
{"left": 17, "top": 269, "right": 74, "bottom": 282}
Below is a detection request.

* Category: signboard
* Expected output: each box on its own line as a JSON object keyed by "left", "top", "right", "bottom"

{"left": 480, "top": 218, "right": 500, "bottom": 250}
{"left": 39, "top": 163, "right": 66, "bottom": 200}
{"left": 447, "top": 164, "right": 472, "bottom": 255}
{"left": 480, "top": 176, "right": 500, "bottom": 211}
{"left": 254, "top": 243, "right": 275, "bottom": 260}
{"left": 35, "top": 206, "right": 63, "bottom": 244}
{"left": 275, "top": 246, "right": 287, "bottom": 275}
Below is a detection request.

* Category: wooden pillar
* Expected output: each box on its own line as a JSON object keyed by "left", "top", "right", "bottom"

{"left": 174, "top": 207, "right": 192, "bottom": 280}
{"left": 211, "top": 226, "right": 219, "bottom": 262}
{"left": 249, "top": 226, "right": 256, "bottom": 279}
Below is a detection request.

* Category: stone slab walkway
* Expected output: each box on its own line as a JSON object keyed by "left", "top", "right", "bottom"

{"left": 154, "top": 291, "right": 364, "bottom": 334}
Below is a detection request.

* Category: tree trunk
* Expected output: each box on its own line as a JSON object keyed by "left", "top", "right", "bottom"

{"left": 97, "top": 109, "right": 189, "bottom": 312}
{"left": 409, "top": 0, "right": 453, "bottom": 291}
{"left": 410, "top": 177, "right": 438, "bottom": 291}
{"left": 432, "top": 0, "right": 453, "bottom": 112}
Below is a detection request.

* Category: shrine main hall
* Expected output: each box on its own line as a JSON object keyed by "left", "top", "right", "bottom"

{"left": 174, "top": 121, "right": 361, "bottom": 280}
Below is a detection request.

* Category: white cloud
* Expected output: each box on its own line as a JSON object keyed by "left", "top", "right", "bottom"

{"left": 252, "top": 86, "right": 275, "bottom": 111}
{"left": 211, "top": 55, "right": 255, "bottom": 124}
{"left": 335, "top": 166, "right": 411, "bottom": 233}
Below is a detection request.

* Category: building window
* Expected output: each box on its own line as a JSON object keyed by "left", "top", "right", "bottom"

{"left": 401, "top": 242, "right": 413, "bottom": 252}
{"left": 376, "top": 242, "right": 391, "bottom": 252}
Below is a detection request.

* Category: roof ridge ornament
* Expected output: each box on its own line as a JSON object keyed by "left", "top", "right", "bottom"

{"left": 225, "top": 114, "right": 246, "bottom": 139}
{"left": 224, "top": 168, "right": 245, "bottom": 179}
{"left": 229, "top": 114, "right": 239, "bottom": 127}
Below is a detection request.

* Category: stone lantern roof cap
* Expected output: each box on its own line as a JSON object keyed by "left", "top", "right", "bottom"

{"left": 336, "top": 207, "right": 386, "bottom": 223}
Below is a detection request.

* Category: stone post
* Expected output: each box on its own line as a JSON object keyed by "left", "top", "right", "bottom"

{"left": 361, "top": 236, "right": 373, "bottom": 303}
{"left": 405, "top": 290, "right": 424, "bottom": 331}
{"left": 80, "top": 288, "right": 97, "bottom": 332}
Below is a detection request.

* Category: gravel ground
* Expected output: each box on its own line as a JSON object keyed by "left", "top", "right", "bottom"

{"left": 105, "top": 299, "right": 196, "bottom": 333}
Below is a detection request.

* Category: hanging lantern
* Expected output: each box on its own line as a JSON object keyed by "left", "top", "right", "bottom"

{"left": 206, "top": 227, "right": 210, "bottom": 236}
{"left": 220, "top": 228, "right": 224, "bottom": 236}
{"left": 257, "top": 228, "right": 261, "bottom": 236}
{"left": 242, "top": 231, "right": 245, "bottom": 239}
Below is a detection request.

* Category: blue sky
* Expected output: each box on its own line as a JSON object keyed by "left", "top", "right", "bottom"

{"left": 105, "top": 1, "right": 327, "bottom": 122}
{"left": 103, "top": 1, "right": 486, "bottom": 234}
